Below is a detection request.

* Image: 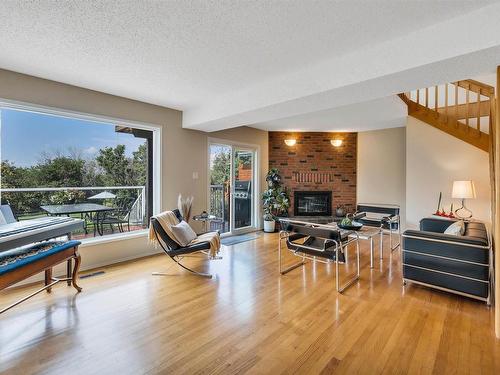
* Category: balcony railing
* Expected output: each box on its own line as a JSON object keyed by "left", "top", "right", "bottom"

{"left": 0, "top": 186, "right": 146, "bottom": 226}
{"left": 209, "top": 184, "right": 225, "bottom": 220}
{"left": 209, "top": 184, "right": 230, "bottom": 233}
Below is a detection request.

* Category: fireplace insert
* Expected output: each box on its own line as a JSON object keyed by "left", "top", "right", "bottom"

{"left": 294, "top": 191, "right": 332, "bottom": 216}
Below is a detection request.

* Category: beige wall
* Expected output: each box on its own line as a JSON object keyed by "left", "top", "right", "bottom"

{"left": 406, "top": 116, "right": 491, "bottom": 228}
{"left": 357, "top": 127, "right": 406, "bottom": 227}
{"left": 0, "top": 69, "right": 268, "bottom": 277}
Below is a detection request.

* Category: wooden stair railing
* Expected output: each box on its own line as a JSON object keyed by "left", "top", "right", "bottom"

{"left": 399, "top": 79, "right": 495, "bottom": 152}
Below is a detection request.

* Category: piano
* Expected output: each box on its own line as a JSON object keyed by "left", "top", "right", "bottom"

{"left": 0, "top": 216, "right": 84, "bottom": 252}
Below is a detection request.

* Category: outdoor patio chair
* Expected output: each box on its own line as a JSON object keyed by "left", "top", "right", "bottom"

{"left": 279, "top": 219, "right": 360, "bottom": 292}
{"left": 0, "top": 205, "right": 17, "bottom": 224}
{"left": 150, "top": 209, "right": 220, "bottom": 278}
{"left": 94, "top": 197, "right": 134, "bottom": 235}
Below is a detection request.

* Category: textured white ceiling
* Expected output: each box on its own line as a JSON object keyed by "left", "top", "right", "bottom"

{"left": 0, "top": 1, "right": 497, "bottom": 132}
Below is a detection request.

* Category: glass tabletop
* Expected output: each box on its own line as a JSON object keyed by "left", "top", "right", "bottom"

{"left": 40, "top": 203, "right": 114, "bottom": 215}
{"left": 193, "top": 214, "right": 217, "bottom": 221}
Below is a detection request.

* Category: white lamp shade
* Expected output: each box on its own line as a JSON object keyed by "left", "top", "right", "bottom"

{"left": 452, "top": 180, "right": 476, "bottom": 199}
{"left": 284, "top": 139, "right": 296, "bottom": 146}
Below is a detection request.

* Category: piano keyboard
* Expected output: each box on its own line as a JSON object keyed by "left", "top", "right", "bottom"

{"left": 0, "top": 217, "right": 84, "bottom": 252}
{"left": 0, "top": 217, "right": 75, "bottom": 238}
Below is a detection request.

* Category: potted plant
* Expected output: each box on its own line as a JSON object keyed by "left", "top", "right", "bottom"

{"left": 263, "top": 211, "right": 275, "bottom": 232}
{"left": 262, "top": 168, "right": 290, "bottom": 232}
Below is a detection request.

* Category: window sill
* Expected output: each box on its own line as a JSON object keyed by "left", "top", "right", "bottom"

{"left": 79, "top": 229, "right": 149, "bottom": 248}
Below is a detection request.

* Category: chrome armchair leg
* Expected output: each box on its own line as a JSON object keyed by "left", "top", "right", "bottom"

{"left": 389, "top": 226, "right": 401, "bottom": 251}
{"left": 153, "top": 255, "right": 212, "bottom": 278}
{"left": 383, "top": 218, "right": 401, "bottom": 252}
{"left": 279, "top": 233, "right": 306, "bottom": 275}
{"left": 336, "top": 239, "right": 360, "bottom": 293}
{"left": 280, "top": 259, "right": 306, "bottom": 275}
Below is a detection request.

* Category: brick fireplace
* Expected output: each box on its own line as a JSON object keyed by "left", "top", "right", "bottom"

{"left": 268, "top": 132, "right": 357, "bottom": 216}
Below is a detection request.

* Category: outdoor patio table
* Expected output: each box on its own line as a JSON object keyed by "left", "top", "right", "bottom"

{"left": 41, "top": 203, "right": 114, "bottom": 236}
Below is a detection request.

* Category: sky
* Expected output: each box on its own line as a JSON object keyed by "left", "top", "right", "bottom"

{"left": 1, "top": 108, "right": 146, "bottom": 167}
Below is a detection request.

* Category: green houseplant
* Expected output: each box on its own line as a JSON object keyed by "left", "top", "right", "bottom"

{"left": 262, "top": 168, "right": 290, "bottom": 232}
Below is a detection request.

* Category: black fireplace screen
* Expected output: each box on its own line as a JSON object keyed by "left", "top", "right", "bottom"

{"left": 294, "top": 191, "right": 332, "bottom": 216}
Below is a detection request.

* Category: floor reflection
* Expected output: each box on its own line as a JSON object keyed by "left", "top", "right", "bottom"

{"left": 0, "top": 294, "right": 80, "bottom": 373}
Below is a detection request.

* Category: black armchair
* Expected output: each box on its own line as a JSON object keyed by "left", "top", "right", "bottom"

{"left": 402, "top": 217, "right": 491, "bottom": 303}
{"left": 150, "top": 209, "right": 217, "bottom": 278}
{"left": 279, "top": 219, "right": 360, "bottom": 293}
{"left": 355, "top": 203, "right": 401, "bottom": 251}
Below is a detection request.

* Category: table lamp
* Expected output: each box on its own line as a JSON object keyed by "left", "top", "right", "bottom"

{"left": 452, "top": 180, "right": 476, "bottom": 219}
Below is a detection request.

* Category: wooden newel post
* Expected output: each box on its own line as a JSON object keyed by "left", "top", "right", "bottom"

{"left": 495, "top": 65, "right": 500, "bottom": 338}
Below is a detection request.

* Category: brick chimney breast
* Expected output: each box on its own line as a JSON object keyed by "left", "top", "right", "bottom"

{"left": 268, "top": 132, "right": 357, "bottom": 216}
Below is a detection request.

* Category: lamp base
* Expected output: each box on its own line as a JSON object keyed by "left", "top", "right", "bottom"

{"left": 454, "top": 199, "right": 473, "bottom": 220}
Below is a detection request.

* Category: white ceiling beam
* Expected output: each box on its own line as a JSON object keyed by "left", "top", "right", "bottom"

{"left": 183, "top": 2, "right": 500, "bottom": 131}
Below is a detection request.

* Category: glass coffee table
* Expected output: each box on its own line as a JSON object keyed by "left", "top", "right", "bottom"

{"left": 326, "top": 221, "right": 383, "bottom": 268}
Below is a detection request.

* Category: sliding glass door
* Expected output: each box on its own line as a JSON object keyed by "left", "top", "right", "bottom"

{"left": 209, "top": 142, "right": 257, "bottom": 235}
{"left": 232, "top": 147, "right": 254, "bottom": 231}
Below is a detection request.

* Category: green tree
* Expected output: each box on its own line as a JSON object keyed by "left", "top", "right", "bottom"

{"left": 210, "top": 150, "right": 230, "bottom": 185}
{"left": 1, "top": 143, "right": 148, "bottom": 215}
{"left": 36, "top": 156, "right": 85, "bottom": 187}
{"left": 96, "top": 145, "right": 130, "bottom": 186}
{"left": 132, "top": 144, "right": 147, "bottom": 186}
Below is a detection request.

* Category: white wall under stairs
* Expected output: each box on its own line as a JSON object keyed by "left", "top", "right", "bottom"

{"left": 406, "top": 116, "right": 491, "bottom": 228}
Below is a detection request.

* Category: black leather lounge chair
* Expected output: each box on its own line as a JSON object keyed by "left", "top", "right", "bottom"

{"left": 279, "top": 219, "right": 360, "bottom": 292}
{"left": 150, "top": 209, "right": 217, "bottom": 278}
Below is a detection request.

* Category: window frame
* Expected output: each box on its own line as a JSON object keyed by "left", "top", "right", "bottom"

{"left": 0, "top": 98, "right": 162, "bottom": 245}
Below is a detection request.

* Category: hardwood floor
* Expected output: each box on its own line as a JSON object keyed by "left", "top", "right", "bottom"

{"left": 1, "top": 232, "right": 499, "bottom": 374}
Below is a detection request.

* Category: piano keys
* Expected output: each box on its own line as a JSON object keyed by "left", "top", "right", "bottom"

{"left": 0, "top": 216, "right": 84, "bottom": 252}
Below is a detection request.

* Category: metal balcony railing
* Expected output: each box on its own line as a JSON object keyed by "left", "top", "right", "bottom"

{"left": 0, "top": 186, "right": 146, "bottom": 225}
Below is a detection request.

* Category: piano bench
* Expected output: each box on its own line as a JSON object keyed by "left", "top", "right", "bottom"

{"left": 0, "top": 240, "right": 82, "bottom": 314}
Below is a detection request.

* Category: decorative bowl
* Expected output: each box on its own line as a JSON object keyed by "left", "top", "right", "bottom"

{"left": 338, "top": 221, "right": 363, "bottom": 231}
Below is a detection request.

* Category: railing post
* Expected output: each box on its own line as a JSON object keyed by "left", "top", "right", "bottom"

{"left": 434, "top": 85, "right": 438, "bottom": 112}
{"left": 140, "top": 187, "right": 145, "bottom": 224}
{"left": 445, "top": 83, "right": 448, "bottom": 122}
{"left": 477, "top": 90, "right": 481, "bottom": 132}
{"left": 466, "top": 83, "right": 470, "bottom": 130}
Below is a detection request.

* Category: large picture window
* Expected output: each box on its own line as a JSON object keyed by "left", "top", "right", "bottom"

{"left": 0, "top": 106, "right": 155, "bottom": 240}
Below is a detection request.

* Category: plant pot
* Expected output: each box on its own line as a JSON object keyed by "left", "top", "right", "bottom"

{"left": 264, "top": 220, "right": 276, "bottom": 233}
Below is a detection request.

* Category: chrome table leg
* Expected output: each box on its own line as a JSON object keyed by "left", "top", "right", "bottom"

{"left": 370, "top": 237, "right": 374, "bottom": 268}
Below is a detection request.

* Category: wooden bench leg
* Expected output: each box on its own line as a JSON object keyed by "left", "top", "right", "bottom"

{"left": 72, "top": 251, "right": 82, "bottom": 292}
{"left": 45, "top": 268, "right": 53, "bottom": 293}
{"left": 66, "top": 258, "right": 72, "bottom": 286}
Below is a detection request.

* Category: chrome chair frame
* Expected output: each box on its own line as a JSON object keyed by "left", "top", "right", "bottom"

{"left": 356, "top": 203, "right": 401, "bottom": 252}
{"left": 278, "top": 220, "right": 360, "bottom": 293}
{"left": 150, "top": 210, "right": 220, "bottom": 278}
{"left": 151, "top": 227, "right": 213, "bottom": 278}
{"left": 383, "top": 215, "right": 401, "bottom": 252}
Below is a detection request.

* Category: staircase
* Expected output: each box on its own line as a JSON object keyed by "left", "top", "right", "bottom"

{"left": 399, "top": 79, "right": 495, "bottom": 152}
